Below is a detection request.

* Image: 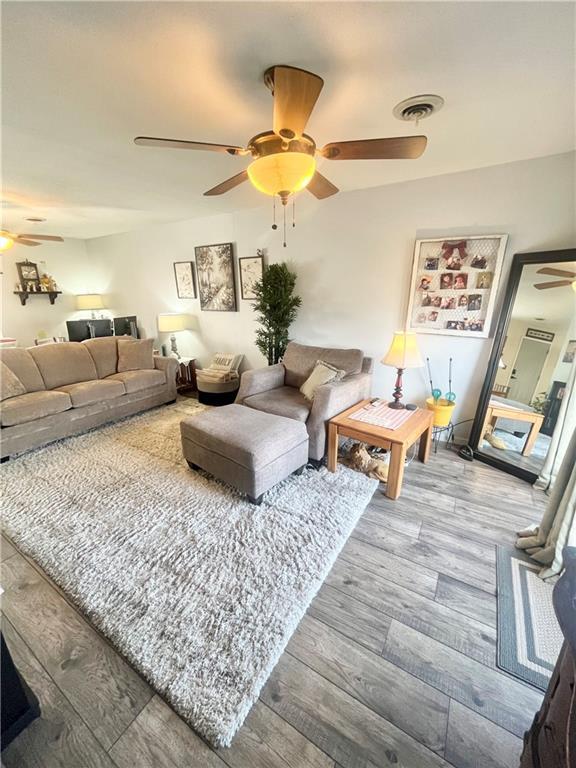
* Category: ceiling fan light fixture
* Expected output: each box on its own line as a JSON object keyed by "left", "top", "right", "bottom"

{"left": 247, "top": 152, "right": 316, "bottom": 197}
{"left": 0, "top": 233, "right": 15, "bottom": 252}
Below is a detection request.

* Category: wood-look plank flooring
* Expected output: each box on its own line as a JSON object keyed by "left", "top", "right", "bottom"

{"left": 1, "top": 448, "right": 547, "bottom": 768}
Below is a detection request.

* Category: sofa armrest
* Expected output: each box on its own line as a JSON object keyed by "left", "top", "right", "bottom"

{"left": 306, "top": 372, "right": 373, "bottom": 460}
{"left": 235, "top": 363, "right": 285, "bottom": 404}
{"left": 154, "top": 356, "right": 179, "bottom": 381}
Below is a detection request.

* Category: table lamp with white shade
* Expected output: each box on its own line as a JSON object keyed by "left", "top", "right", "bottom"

{"left": 381, "top": 331, "right": 424, "bottom": 409}
{"left": 76, "top": 294, "right": 104, "bottom": 319}
{"left": 157, "top": 313, "right": 195, "bottom": 359}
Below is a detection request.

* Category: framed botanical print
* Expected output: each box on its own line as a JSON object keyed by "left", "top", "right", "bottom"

{"left": 239, "top": 254, "right": 264, "bottom": 300}
{"left": 194, "top": 242, "right": 237, "bottom": 312}
{"left": 406, "top": 235, "right": 508, "bottom": 338}
{"left": 173, "top": 261, "right": 196, "bottom": 299}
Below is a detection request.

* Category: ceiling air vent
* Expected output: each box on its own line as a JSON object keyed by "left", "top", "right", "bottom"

{"left": 393, "top": 95, "right": 444, "bottom": 123}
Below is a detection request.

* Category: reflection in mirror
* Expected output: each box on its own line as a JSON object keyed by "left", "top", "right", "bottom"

{"left": 478, "top": 259, "right": 576, "bottom": 477}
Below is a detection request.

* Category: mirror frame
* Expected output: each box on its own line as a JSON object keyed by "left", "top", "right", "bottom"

{"left": 469, "top": 247, "right": 576, "bottom": 482}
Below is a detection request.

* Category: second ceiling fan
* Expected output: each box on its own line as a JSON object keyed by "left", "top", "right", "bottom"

{"left": 134, "top": 65, "right": 428, "bottom": 204}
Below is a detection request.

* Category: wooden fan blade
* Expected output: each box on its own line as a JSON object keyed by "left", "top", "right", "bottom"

{"left": 533, "top": 280, "right": 573, "bottom": 290}
{"left": 321, "top": 135, "right": 427, "bottom": 160}
{"left": 204, "top": 170, "right": 248, "bottom": 196}
{"left": 307, "top": 171, "right": 339, "bottom": 199}
{"left": 134, "top": 136, "right": 244, "bottom": 155}
{"left": 536, "top": 267, "right": 576, "bottom": 279}
{"left": 18, "top": 234, "right": 64, "bottom": 241}
{"left": 269, "top": 65, "right": 324, "bottom": 139}
{"left": 15, "top": 238, "right": 41, "bottom": 246}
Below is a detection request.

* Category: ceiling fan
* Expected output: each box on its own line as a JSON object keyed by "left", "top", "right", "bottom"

{"left": 534, "top": 267, "right": 576, "bottom": 292}
{"left": 0, "top": 230, "right": 64, "bottom": 252}
{"left": 134, "top": 65, "right": 428, "bottom": 205}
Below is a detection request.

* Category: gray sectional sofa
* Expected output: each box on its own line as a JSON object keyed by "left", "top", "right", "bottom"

{"left": 0, "top": 338, "right": 178, "bottom": 459}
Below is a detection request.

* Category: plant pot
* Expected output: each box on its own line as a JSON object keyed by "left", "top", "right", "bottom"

{"left": 426, "top": 397, "right": 455, "bottom": 427}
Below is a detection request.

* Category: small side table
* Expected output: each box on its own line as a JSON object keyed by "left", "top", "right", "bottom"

{"left": 176, "top": 357, "right": 197, "bottom": 395}
{"left": 327, "top": 400, "right": 434, "bottom": 500}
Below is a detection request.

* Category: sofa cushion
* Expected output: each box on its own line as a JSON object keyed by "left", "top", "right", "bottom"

{"left": 55, "top": 379, "right": 126, "bottom": 407}
{"left": 117, "top": 338, "right": 154, "bottom": 372}
{"left": 180, "top": 404, "right": 308, "bottom": 471}
{"left": 282, "top": 342, "right": 363, "bottom": 388}
{"left": 28, "top": 343, "right": 98, "bottom": 389}
{"left": 0, "top": 362, "right": 27, "bottom": 401}
{"left": 244, "top": 385, "right": 311, "bottom": 422}
{"left": 82, "top": 337, "right": 118, "bottom": 378}
{"left": 0, "top": 391, "right": 72, "bottom": 427}
{"left": 0, "top": 349, "right": 45, "bottom": 392}
{"left": 107, "top": 369, "right": 166, "bottom": 394}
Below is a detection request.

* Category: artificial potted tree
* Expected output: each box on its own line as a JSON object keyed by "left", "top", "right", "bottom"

{"left": 252, "top": 263, "right": 301, "bottom": 365}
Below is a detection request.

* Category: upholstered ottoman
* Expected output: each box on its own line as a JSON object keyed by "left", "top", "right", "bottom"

{"left": 180, "top": 404, "right": 309, "bottom": 504}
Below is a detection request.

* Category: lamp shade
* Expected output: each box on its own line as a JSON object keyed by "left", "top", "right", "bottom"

{"left": 382, "top": 331, "right": 424, "bottom": 369}
{"left": 247, "top": 152, "right": 316, "bottom": 196}
{"left": 157, "top": 313, "right": 194, "bottom": 333}
{"left": 76, "top": 294, "right": 104, "bottom": 311}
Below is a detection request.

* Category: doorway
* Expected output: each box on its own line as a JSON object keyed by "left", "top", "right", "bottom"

{"left": 508, "top": 337, "right": 550, "bottom": 405}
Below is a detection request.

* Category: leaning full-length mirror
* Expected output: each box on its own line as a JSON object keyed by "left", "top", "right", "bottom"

{"left": 470, "top": 249, "right": 576, "bottom": 482}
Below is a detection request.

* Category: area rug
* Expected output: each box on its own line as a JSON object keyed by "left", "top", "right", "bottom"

{"left": 496, "top": 546, "right": 563, "bottom": 690}
{"left": 1, "top": 400, "right": 377, "bottom": 746}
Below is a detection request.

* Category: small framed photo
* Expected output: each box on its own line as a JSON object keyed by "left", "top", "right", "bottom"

{"left": 16, "top": 260, "right": 40, "bottom": 285}
{"left": 173, "top": 261, "right": 196, "bottom": 299}
{"left": 406, "top": 235, "right": 508, "bottom": 338}
{"left": 563, "top": 340, "right": 576, "bottom": 363}
{"left": 239, "top": 254, "right": 264, "bottom": 300}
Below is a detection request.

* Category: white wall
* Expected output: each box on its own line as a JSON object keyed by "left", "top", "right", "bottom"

{"left": 86, "top": 152, "right": 575, "bottom": 432}
{"left": 1, "top": 239, "right": 108, "bottom": 346}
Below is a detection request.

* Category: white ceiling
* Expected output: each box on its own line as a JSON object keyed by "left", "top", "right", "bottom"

{"left": 2, "top": 1, "right": 574, "bottom": 239}
{"left": 512, "top": 262, "right": 576, "bottom": 324}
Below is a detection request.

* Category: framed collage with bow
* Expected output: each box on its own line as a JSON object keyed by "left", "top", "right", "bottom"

{"left": 406, "top": 235, "right": 508, "bottom": 338}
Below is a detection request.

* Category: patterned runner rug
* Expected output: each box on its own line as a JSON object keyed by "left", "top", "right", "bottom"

{"left": 496, "top": 546, "right": 563, "bottom": 690}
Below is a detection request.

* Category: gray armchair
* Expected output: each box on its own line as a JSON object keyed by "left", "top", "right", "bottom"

{"left": 236, "top": 341, "right": 373, "bottom": 461}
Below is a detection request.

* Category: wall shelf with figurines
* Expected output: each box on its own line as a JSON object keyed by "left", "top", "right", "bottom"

{"left": 14, "top": 260, "right": 61, "bottom": 306}
{"left": 14, "top": 289, "right": 62, "bottom": 306}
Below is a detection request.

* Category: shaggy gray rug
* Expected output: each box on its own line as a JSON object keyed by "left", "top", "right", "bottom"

{"left": 1, "top": 401, "right": 377, "bottom": 747}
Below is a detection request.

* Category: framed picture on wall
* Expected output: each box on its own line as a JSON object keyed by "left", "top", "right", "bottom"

{"left": 173, "top": 261, "right": 196, "bottom": 299}
{"left": 194, "top": 242, "right": 237, "bottom": 312}
{"left": 239, "top": 253, "right": 264, "bottom": 300}
{"left": 563, "top": 340, "right": 576, "bottom": 363}
{"left": 406, "top": 235, "right": 508, "bottom": 338}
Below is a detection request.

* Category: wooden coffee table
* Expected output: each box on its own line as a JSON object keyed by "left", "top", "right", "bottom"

{"left": 327, "top": 400, "right": 434, "bottom": 500}
{"left": 481, "top": 400, "right": 544, "bottom": 457}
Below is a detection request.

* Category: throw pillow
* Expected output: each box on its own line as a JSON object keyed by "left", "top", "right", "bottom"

{"left": 300, "top": 360, "right": 345, "bottom": 402}
{"left": 0, "top": 362, "right": 27, "bottom": 401}
{"left": 117, "top": 338, "right": 154, "bottom": 372}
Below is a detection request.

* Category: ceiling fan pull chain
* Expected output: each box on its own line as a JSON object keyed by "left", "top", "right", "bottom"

{"left": 283, "top": 204, "right": 287, "bottom": 247}
{"left": 292, "top": 197, "right": 296, "bottom": 228}
{"left": 271, "top": 196, "right": 278, "bottom": 230}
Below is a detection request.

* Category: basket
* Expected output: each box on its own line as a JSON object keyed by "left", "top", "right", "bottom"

{"left": 426, "top": 397, "right": 455, "bottom": 427}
